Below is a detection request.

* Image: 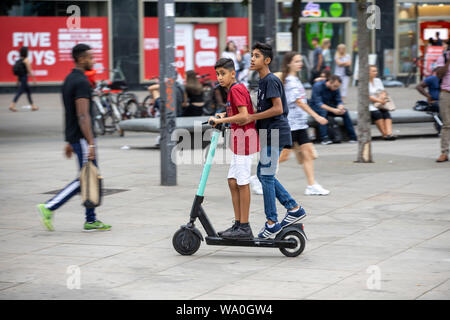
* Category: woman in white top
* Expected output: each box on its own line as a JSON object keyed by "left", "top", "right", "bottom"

{"left": 276, "top": 52, "right": 330, "bottom": 196}
{"left": 369, "top": 65, "right": 396, "bottom": 140}
{"left": 221, "top": 41, "right": 241, "bottom": 73}
{"left": 334, "top": 43, "right": 351, "bottom": 99}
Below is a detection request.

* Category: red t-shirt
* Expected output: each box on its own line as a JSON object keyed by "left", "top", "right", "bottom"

{"left": 226, "top": 83, "right": 260, "bottom": 155}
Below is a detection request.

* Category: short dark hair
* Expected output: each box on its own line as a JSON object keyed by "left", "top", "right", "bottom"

{"left": 252, "top": 42, "right": 273, "bottom": 63}
{"left": 19, "top": 46, "right": 28, "bottom": 58}
{"left": 312, "top": 37, "right": 320, "bottom": 43}
{"left": 328, "top": 74, "right": 342, "bottom": 83}
{"left": 214, "top": 58, "right": 235, "bottom": 71}
{"left": 72, "top": 43, "right": 91, "bottom": 62}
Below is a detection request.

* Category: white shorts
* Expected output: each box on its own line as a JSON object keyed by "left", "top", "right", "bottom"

{"left": 227, "top": 153, "right": 253, "bottom": 186}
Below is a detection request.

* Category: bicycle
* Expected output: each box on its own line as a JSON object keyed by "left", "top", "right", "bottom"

{"left": 92, "top": 80, "right": 124, "bottom": 135}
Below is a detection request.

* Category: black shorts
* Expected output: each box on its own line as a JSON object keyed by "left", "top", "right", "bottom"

{"left": 371, "top": 109, "right": 392, "bottom": 121}
{"left": 290, "top": 129, "right": 311, "bottom": 147}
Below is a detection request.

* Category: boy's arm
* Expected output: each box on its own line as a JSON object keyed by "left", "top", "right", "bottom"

{"left": 234, "top": 98, "right": 282, "bottom": 126}
{"left": 250, "top": 97, "right": 283, "bottom": 120}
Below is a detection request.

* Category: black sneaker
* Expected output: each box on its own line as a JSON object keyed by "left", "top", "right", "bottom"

{"left": 221, "top": 224, "right": 254, "bottom": 240}
{"left": 218, "top": 221, "right": 240, "bottom": 237}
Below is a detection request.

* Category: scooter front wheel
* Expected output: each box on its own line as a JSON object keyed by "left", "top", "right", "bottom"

{"left": 173, "top": 227, "right": 201, "bottom": 256}
{"left": 279, "top": 230, "right": 306, "bottom": 257}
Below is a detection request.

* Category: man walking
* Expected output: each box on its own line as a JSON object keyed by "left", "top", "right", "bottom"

{"left": 37, "top": 44, "right": 111, "bottom": 232}
{"left": 435, "top": 42, "right": 450, "bottom": 162}
{"left": 310, "top": 37, "right": 323, "bottom": 85}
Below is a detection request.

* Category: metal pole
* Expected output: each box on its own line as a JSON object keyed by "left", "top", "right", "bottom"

{"left": 158, "top": 0, "right": 177, "bottom": 186}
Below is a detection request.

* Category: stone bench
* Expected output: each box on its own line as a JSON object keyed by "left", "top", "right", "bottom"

{"left": 119, "top": 116, "right": 213, "bottom": 149}
{"left": 119, "top": 109, "right": 434, "bottom": 147}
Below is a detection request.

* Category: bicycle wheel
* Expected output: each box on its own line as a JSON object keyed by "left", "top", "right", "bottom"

{"left": 126, "top": 99, "right": 141, "bottom": 119}
{"left": 92, "top": 104, "right": 105, "bottom": 135}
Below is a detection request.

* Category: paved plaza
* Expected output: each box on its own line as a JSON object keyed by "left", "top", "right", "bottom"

{"left": 0, "top": 87, "right": 449, "bottom": 300}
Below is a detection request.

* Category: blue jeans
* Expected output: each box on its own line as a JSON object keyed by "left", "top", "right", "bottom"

{"left": 257, "top": 146, "right": 298, "bottom": 223}
{"left": 45, "top": 139, "right": 97, "bottom": 222}
{"left": 314, "top": 106, "right": 357, "bottom": 141}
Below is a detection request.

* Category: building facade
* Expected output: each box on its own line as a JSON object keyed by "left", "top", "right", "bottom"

{"left": 1, "top": 0, "right": 449, "bottom": 92}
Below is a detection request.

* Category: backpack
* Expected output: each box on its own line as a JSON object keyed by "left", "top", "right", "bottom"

{"left": 12, "top": 58, "right": 27, "bottom": 77}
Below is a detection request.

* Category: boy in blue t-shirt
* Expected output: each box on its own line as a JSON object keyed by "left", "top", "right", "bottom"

{"left": 237, "top": 42, "right": 307, "bottom": 239}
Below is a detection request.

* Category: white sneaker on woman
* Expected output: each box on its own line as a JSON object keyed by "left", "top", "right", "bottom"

{"left": 304, "top": 183, "right": 330, "bottom": 196}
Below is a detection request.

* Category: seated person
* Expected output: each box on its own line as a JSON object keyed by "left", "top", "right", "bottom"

{"left": 368, "top": 65, "right": 396, "bottom": 140}
{"left": 182, "top": 70, "right": 204, "bottom": 117}
{"left": 416, "top": 67, "right": 441, "bottom": 113}
{"left": 314, "top": 69, "right": 331, "bottom": 83}
{"left": 147, "top": 81, "right": 184, "bottom": 117}
{"left": 310, "top": 75, "right": 357, "bottom": 144}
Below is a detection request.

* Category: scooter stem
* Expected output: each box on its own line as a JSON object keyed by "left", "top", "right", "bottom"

{"left": 196, "top": 130, "right": 221, "bottom": 197}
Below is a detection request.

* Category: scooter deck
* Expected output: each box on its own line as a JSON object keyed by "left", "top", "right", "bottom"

{"left": 205, "top": 236, "right": 298, "bottom": 249}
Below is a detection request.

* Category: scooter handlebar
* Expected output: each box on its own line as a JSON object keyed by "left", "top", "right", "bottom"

{"left": 202, "top": 118, "right": 225, "bottom": 131}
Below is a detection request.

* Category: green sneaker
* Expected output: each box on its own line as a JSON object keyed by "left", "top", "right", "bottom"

{"left": 83, "top": 220, "right": 112, "bottom": 232}
{"left": 37, "top": 204, "right": 54, "bottom": 231}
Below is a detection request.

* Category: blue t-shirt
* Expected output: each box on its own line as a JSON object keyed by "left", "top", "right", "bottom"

{"left": 256, "top": 73, "right": 292, "bottom": 148}
{"left": 424, "top": 75, "right": 440, "bottom": 101}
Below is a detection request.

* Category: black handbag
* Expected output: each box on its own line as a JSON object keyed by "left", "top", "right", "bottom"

{"left": 344, "top": 65, "right": 352, "bottom": 76}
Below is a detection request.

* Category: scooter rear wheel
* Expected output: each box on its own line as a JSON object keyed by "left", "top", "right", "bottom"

{"left": 173, "top": 228, "right": 201, "bottom": 256}
{"left": 279, "top": 230, "right": 306, "bottom": 257}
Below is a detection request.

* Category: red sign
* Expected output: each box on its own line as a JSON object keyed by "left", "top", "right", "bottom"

{"left": 143, "top": 18, "right": 248, "bottom": 81}
{"left": 0, "top": 17, "right": 109, "bottom": 83}
{"left": 193, "top": 24, "right": 219, "bottom": 78}
{"left": 424, "top": 46, "right": 444, "bottom": 77}
{"left": 175, "top": 45, "right": 186, "bottom": 79}
{"left": 226, "top": 18, "right": 249, "bottom": 53}
{"left": 143, "top": 17, "right": 160, "bottom": 81}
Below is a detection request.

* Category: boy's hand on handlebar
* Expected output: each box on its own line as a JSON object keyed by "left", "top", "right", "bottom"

{"left": 208, "top": 116, "right": 218, "bottom": 127}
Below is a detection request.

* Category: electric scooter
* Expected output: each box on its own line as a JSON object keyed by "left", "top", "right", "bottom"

{"left": 172, "top": 120, "right": 307, "bottom": 257}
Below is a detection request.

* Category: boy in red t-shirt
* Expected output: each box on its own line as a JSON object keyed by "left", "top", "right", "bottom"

{"left": 209, "top": 58, "right": 259, "bottom": 239}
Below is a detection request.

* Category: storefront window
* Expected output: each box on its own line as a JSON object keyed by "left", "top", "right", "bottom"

{"left": 398, "top": 21, "right": 417, "bottom": 74}
{"left": 3, "top": 1, "right": 107, "bottom": 17}
{"left": 277, "top": 1, "right": 351, "bottom": 20}
{"left": 396, "top": 2, "right": 450, "bottom": 75}
{"left": 418, "top": 3, "right": 450, "bottom": 17}
{"left": 397, "top": 2, "right": 417, "bottom": 19}
{"left": 144, "top": 2, "right": 248, "bottom": 18}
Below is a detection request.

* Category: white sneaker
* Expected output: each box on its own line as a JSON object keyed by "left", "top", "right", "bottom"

{"left": 250, "top": 175, "right": 263, "bottom": 195}
{"left": 304, "top": 183, "right": 330, "bottom": 196}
